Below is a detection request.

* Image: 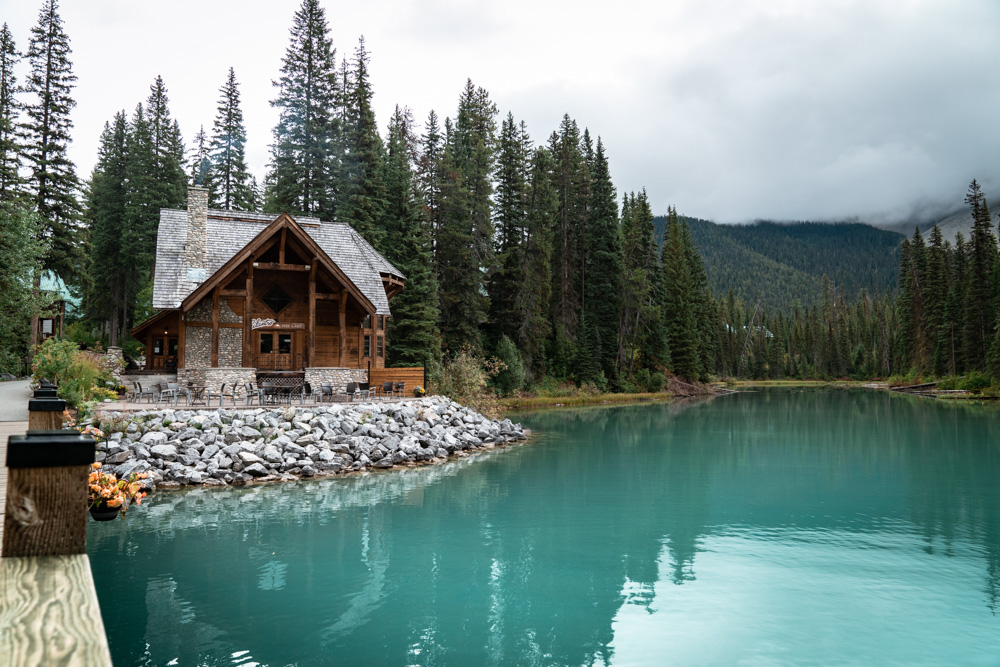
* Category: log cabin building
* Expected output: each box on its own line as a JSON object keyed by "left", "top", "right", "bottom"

{"left": 131, "top": 186, "right": 410, "bottom": 390}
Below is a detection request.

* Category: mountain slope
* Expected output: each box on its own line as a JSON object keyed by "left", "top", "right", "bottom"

{"left": 653, "top": 217, "right": 904, "bottom": 311}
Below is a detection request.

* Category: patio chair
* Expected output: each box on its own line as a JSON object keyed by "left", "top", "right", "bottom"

{"left": 135, "top": 381, "right": 155, "bottom": 404}
{"left": 346, "top": 382, "right": 359, "bottom": 403}
{"left": 394, "top": 381, "right": 405, "bottom": 399}
{"left": 359, "top": 382, "right": 375, "bottom": 401}
{"left": 218, "top": 383, "right": 240, "bottom": 407}
{"left": 382, "top": 381, "right": 394, "bottom": 400}
{"left": 243, "top": 382, "right": 257, "bottom": 406}
{"left": 318, "top": 382, "right": 335, "bottom": 403}
{"left": 161, "top": 382, "right": 189, "bottom": 407}
{"left": 298, "top": 382, "right": 314, "bottom": 405}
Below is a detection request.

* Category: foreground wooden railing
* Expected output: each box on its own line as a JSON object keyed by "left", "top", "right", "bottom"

{"left": 0, "top": 389, "right": 112, "bottom": 666}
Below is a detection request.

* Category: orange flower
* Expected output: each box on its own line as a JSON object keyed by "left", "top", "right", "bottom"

{"left": 91, "top": 462, "right": 101, "bottom": 469}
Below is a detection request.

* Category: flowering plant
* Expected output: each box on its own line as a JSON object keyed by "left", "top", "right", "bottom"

{"left": 88, "top": 462, "right": 148, "bottom": 518}
{"left": 413, "top": 385, "right": 426, "bottom": 397}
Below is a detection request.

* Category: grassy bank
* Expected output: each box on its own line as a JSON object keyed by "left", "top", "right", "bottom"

{"left": 499, "top": 392, "right": 672, "bottom": 411}
{"left": 716, "top": 379, "right": 874, "bottom": 388}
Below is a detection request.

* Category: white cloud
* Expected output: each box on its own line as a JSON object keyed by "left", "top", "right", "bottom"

{"left": 4, "top": 0, "right": 998, "bottom": 222}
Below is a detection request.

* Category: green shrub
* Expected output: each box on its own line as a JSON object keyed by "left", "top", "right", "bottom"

{"left": 492, "top": 335, "right": 525, "bottom": 396}
{"left": 959, "top": 371, "right": 992, "bottom": 392}
{"left": 31, "top": 338, "right": 79, "bottom": 386}
{"left": 33, "top": 338, "right": 119, "bottom": 407}
{"left": 433, "top": 346, "right": 506, "bottom": 418}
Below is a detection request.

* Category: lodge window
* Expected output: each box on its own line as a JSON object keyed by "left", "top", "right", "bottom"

{"left": 260, "top": 333, "right": 273, "bottom": 354}
{"left": 278, "top": 333, "right": 292, "bottom": 354}
{"left": 363, "top": 334, "right": 371, "bottom": 358}
{"left": 154, "top": 338, "right": 164, "bottom": 355}
{"left": 363, "top": 315, "right": 371, "bottom": 329}
{"left": 167, "top": 339, "right": 178, "bottom": 356}
{"left": 377, "top": 316, "right": 384, "bottom": 330}
{"left": 377, "top": 335, "right": 384, "bottom": 358}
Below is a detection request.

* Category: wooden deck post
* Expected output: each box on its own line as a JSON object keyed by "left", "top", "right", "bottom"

{"left": 339, "top": 289, "right": 347, "bottom": 367}
{"left": 308, "top": 261, "right": 316, "bottom": 368}
{"left": 211, "top": 287, "right": 220, "bottom": 368}
{"left": 244, "top": 259, "right": 254, "bottom": 366}
{"left": 4, "top": 398, "right": 96, "bottom": 557}
{"left": 27, "top": 392, "right": 65, "bottom": 431}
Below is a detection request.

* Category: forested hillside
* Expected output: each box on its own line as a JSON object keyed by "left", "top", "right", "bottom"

{"left": 653, "top": 217, "right": 904, "bottom": 312}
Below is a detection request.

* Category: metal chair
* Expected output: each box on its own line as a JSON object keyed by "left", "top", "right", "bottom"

{"left": 346, "top": 382, "right": 359, "bottom": 402}
{"left": 318, "top": 382, "right": 334, "bottom": 403}
{"left": 218, "top": 383, "right": 240, "bottom": 407}
{"left": 394, "top": 381, "right": 405, "bottom": 399}
{"left": 382, "top": 381, "right": 394, "bottom": 400}
{"left": 161, "top": 382, "right": 189, "bottom": 407}
{"left": 135, "top": 381, "right": 155, "bottom": 404}
{"left": 243, "top": 382, "right": 257, "bottom": 405}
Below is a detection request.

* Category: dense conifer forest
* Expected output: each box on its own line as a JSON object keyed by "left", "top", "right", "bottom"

{"left": 2, "top": 0, "right": 999, "bottom": 393}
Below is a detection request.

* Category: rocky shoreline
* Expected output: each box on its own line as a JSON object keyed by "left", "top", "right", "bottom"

{"left": 90, "top": 397, "right": 529, "bottom": 491}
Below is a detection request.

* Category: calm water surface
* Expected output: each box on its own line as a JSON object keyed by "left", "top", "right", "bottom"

{"left": 89, "top": 389, "right": 1000, "bottom": 665}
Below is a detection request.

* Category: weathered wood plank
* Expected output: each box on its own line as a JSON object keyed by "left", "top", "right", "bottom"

{"left": 308, "top": 262, "right": 316, "bottom": 368}
{"left": 252, "top": 262, "right": 309, "bottom": 272}
{"left": 3, "top": 465, "right": 89, "bottom": 558}
{"left": 339, "top": 291, "right": 347, "bottom": 367}
{"left": 0, "top": 555, "right": 112, "bottom": 666}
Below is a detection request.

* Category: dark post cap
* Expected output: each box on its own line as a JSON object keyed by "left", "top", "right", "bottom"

{"left": 33, "top": 387, "right": 58, "bottom": 398}
{"left": 39, "top": 378, "right": 57, "bottom": 388}
{"left": 28, "top": 397, "right": 67, "bottom": 412}
{"left": 6, "top": 430, "right": 96, "bottom": 468}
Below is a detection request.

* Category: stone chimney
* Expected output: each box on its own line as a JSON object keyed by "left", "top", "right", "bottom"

{"left": 185, "top": 186, "right": 209, "bottom": 270}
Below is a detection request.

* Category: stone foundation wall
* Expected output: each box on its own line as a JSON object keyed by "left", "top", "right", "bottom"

{"left": 305, "top": 367, "right": 368, "bottom": 388}
{"left": 105, "top": 346, "right": 124, "bottom": 382}
{"left": 178, "top": 367, "right": 256, "bottom": 390}
{"left": 123, "top": 372, "right": 176, "bottom": 388}
{"left": 186, "top": 326, "right": 211, "bottom": 366}
{"left": 220, "top": 299, "right": 242, "bottom": 323}
{"left": 188, "top": 298, "right": 212, "bottom": 322}
{"left": 219, "top": 328, "right": 243, "bottom": 366}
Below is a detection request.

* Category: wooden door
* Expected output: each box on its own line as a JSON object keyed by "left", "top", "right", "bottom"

{"left": 254, "top": 330, "right": 303, "bottom": 370}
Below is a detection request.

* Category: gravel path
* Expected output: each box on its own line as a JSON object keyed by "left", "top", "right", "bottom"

{"left": 0, "top": 380, "right": 30, "bottom": 421}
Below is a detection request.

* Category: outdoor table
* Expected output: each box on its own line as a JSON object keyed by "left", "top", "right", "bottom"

{"left": 187, "top": 385, "right": 210, "bottom": 407}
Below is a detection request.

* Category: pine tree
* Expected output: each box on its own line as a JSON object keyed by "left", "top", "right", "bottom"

{"left": 517, "top": 145, "right": 556, "bottom": 376}
{"left": 0, "top": 204, "right": 47, "bottom": 372}
{"left": 121, "top": 104, "right": 157, "bottom": 333}
{"left": 549, "top": 115, "right": 589, "bottom": 340}
{"left": 144, "top": 75, "right": 187, "bottom": 210}
{"left": 268, "top": 0, "right": 340, "bottom": 217}
{"left": 23, "top": 0, "right": 83, "bottom": 282}
{"left": 660, "top": 206, "right": 699, "bottom": 380}
{"left": 382, "top": 106, "right": 440, "bottom": 373}
{"left": 207, "top": 67, "right": 252, "bottom": 210}
{"left": 925, "top": 225, "right": 949, "bottom": 375}
{"left": 188, "top": 125, "right": 210, "bottom": 186}
{"left": 962, "top": 179, "right": 997, "bottom": 370}
{"left": 0, "top": 23, "right": 21, "bottom": 199}
{"left": 584, "top": 137, "right": 623, "bottom": 379}
{"left": 486, "top": 113, "right": 530, "bottom": 346}
{"left": 416, "top": 110, "right": 444, "bottom": 276}
{"left": 337, "top": 37, "right": 387, "bottom": 248}
{"left": 85, "top": 112, "right": 128, "bottom": 344}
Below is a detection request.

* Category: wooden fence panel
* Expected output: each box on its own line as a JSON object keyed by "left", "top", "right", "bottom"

{"left": 369, "top": 367, "right": 424, "bottom": 396}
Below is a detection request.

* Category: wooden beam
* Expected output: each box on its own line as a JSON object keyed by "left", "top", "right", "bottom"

{"left": 243, "top": 260, "right": 253, "bottom": 366}
{"left": 315, "top": 293, "right": 340, "bottom": 301}
{"left": 279, "top": 228, "right": 286, "bottom": 264}
{"left": 308, "top": 261, "right": 316, "bottom": 368}
{"left": 0, "top": 555, "right": 113, "bottom": 665}
{"left": 219, "top": 289, "right": 246, "bottom": 298}
{"left": 211, "top": 287, "right": 219, "bottom": 368}
{"left": 252, "top": 262, "right": 310, "bottom": 272}
{"left": 178, "top": 312, "right": 186, "bottom": 368}
{"left": 339, "top": 289, "right": 347, "bottom": 367}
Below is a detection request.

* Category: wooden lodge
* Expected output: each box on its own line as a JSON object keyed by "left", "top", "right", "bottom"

{"left": 131, "top": 187, "right": 412, "bottom": 390}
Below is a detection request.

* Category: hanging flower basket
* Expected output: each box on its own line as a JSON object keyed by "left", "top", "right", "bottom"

{"left": 88, "top": 501, "right": 120, "bottom": 521}
{"left": 88, "top": 462, "right": 148, "bottom": 521}
{"left": 413, "top": 386, "right": 426, "bottom": 397}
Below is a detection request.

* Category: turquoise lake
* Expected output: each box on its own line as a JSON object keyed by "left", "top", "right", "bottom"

{"left": 88, "top": 389, "right": 1000, "bottom": 665}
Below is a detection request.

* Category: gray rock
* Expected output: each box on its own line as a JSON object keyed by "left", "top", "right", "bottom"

{"left": 244, "top": 463, "right": 269, "bottom": 477}
{"left": 262, "top": 446, "right": 283, "bottom": 464}
{"left": 238, "top": 451, "right": 263, "bottom": 464}
{"left": 301, "top": 465, "right": 316, "bottom": 477}
{"left": 140, "top": 431, "right": 168, "bottom": 446}
{"left": 201, "top": 444, "right": 220, "bottom": 459}
{"left": 149, "top": 444, "right": 178, "bottom": 460}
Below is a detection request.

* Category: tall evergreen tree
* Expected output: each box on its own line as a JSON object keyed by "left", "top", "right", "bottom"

{"left": 144, "top": 75, "right": 187, "bottom": 210}
{"left": 962, "top": 179, "right": 997, "bottom": 370}
{"left": 85, "top": 112, "right": 128, "bottom": 344}
{"left": 23, "top": 0, "right": 83, "bottom": 282}
{"left": 584, "top": 137, "right": 622, "bottom": 379}
{"left": 417, "top": 110, "right": 444, "bottom": 274}
{"left": 382, "top": 106, "right": 440, "bottom": 372}
{"left": 0, "top": 204, "right": 47, "bottom": 372}
{"left": 0, "top": 23, "right": 21, "bottom": 199}
{"left": 187, "top": 124, "right": 210, "bottom": 186}
{"left": 268, "top": 0, "right": 340, "bottom": 217}
{"left": 549, "top": 115, "right": 589, "bottom": 340}
{"left": 516, "top": 145, "right": 556, "bottom": 376}
{"left": 121, "top": 104, "right": 157, "bottom": 334}
{"left": 660, "top": 206, "right": 699, "bottom": 380}
{"left": 337, "top": 37, "right": 387, "bottom": 248}
{"left": 486, "top": 113, "right": 530, "bottom": 346}
{"left": 207, "top": 67, "right": 252, "bottom": 210}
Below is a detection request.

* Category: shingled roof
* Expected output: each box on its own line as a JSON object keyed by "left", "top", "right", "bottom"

{"left": 151, "top": 208, "right": 403, "bottom": 315}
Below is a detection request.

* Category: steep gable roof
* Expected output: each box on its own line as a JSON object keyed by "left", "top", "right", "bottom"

{"left": 152, "top": 208, "right": 403, "bottom": 315}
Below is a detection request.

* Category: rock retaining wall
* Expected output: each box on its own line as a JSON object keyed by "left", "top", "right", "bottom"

{"left": 304, "top": 367, "right": 368, "bottom": 388}
{"left": 177, "top": 367, "right": 256, "bottom": 391}
{"left": 90, "top": 397, "right": 528, "bottom": 489}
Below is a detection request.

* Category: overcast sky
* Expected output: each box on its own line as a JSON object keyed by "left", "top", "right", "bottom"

{"left": 5, "top": 0, "right": 999, "bottom": 223}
